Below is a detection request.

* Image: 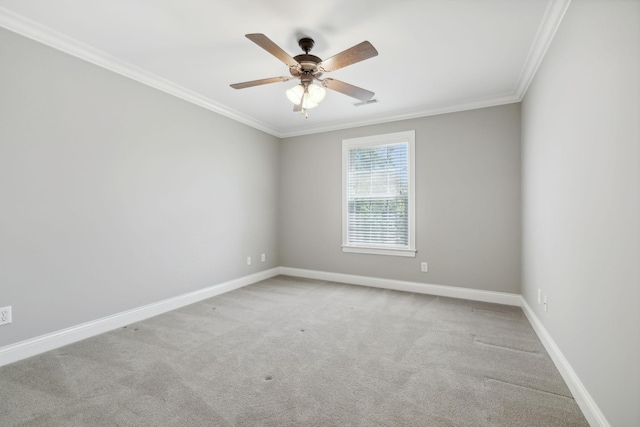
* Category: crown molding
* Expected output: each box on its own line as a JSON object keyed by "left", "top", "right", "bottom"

{"left": 0, "top": 7, "right": 281, "bottom": 137}
{"left": 279, "top": 93, "right": 521, "bottom": 138}
{"left": 514, "top": 0, "right": 572, "bottom": 99}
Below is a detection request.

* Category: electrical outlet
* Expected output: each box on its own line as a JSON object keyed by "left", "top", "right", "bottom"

{"left": 0, "top": 306, "right": 12, "bottom": 326}
{"left": 543, "top": 296, "right": 548, "bottom": 313}
{"left": 421, "top": 262, "right": 428, "bottom": 272}
{"left": 247, "top": 256, "right": 251, "bottom": 265}
{"left": 261, "top": 253, "right": 266, "bottom": 262}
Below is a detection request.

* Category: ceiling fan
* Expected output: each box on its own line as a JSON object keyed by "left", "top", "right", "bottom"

{"left": 230, "top": 34, "right": 378, "bottom": 117}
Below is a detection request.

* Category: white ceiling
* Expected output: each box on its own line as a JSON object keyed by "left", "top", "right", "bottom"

{"left": 0, "top": 0, "right": 571, "bottom": 137}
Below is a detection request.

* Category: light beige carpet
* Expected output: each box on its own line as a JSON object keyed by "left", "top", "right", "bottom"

{"left": 0, "top": 275, "right": 588, "bottom": 426}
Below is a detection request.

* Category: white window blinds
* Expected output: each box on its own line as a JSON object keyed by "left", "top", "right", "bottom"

{"left": 342, "top": 131, "right": 416, "bottom": 257}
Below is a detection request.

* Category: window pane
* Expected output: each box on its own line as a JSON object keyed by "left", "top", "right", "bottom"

{"left": 347, "top": 142, "right": 409, "bottom": 248}
{"left": 348, "top": 197, "right": 408, "bottom": 246}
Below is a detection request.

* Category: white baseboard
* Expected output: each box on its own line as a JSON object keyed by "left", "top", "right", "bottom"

{"left": 0, "top": 266, "right": 609, "bottom": 427}
{"left": 520, "top": 297, "right": 610, "bottom": 427}
{"left": 0, "top": 268, "right": 279, "bottom": 368}
{"left": 278, "top": 267, "right": 522, "bottom": 306}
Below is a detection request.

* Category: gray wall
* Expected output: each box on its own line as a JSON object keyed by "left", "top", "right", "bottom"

{"left": 0, "top": 28, "right": 280, "bottom": 348}
{"left": 521, "top": 1, "right": 640, "bottom": 425}
{"left": 279, "top": 104, "right": 522, "bottom": 293}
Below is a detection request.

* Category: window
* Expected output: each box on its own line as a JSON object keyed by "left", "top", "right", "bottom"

{"left": 342, "top": 131, "right": 416, "bottom": 257}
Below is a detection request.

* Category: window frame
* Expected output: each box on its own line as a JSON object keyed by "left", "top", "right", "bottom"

{"left": 341, "top": 130, "right": 416, "bottom": 257}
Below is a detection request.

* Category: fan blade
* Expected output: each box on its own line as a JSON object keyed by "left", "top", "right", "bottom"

{"left": 230, "top": 76, "right": 293, "bottom": 89}
{"left": 320, "top": 78, "right": 374, "bottom": 102}
{"left": 318, "top": 41, "right": 378, "bottom": 73}
{"left": 293, "top": 103, "right": 302, "bottom": 112}
{"left": 246, "top": 33, "right": 299, "bottom": 68}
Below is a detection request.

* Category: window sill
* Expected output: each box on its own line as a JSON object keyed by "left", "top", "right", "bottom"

{"left": 342, "top": 246, "right": 416, "bottom": 257}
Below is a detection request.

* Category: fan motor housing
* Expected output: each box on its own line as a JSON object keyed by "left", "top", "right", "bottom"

{"left": 291, "top": 54, "right": 322, "bottom": 77}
